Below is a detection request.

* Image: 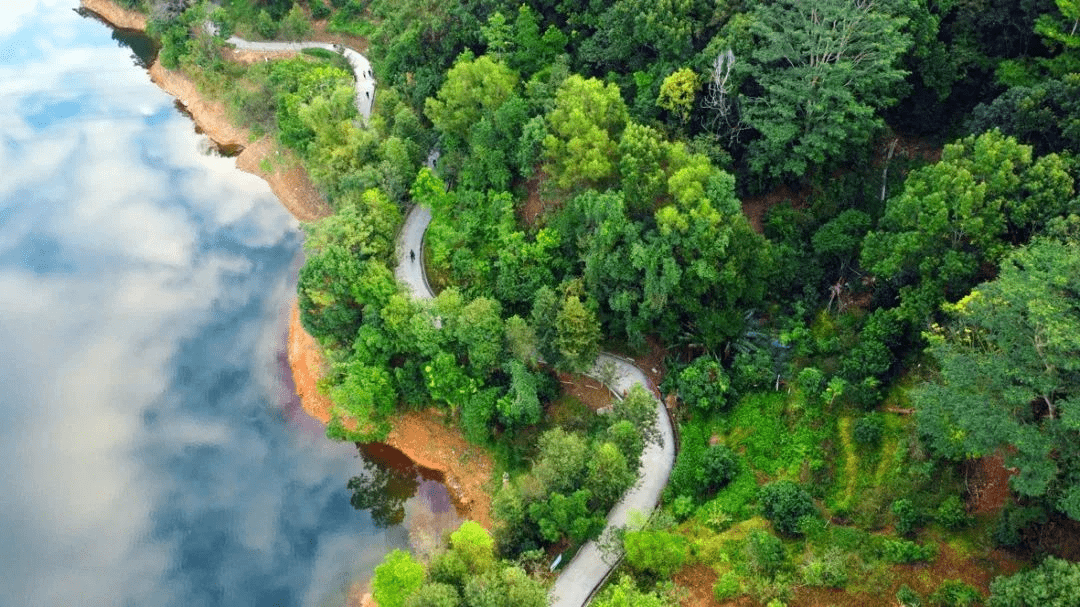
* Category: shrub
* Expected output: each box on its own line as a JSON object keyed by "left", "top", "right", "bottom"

{"left": 988, "top": 557, "right": 1080, "bottom": 607}
{"left": 853, "top": 414, "right": 884, "bottom": 446}
{"left": 797, "top": 366, "right": 826, "bottom": 396}
{"left": 935, "top": 495, "right": 970, "bottom": 530}
{"left": 671, "top": 495, "right": 696, "bottom": 521}
{"left": 702, "top": 445, "right": 740, "bottom": 493}
{"left": 624, "top": 529, "right": 689, "bottom": 578}
{"left": 928, "top": 580, "right": 981, "bottom": 607}
{"left": 880, "top": 538, "right": 938, "bottom": 564}
{"left": 676, "top": 355, "right": 731, "bottom": 412}
{"left": 843, "top": 376, "right": 882, "bottom": 409}
{"left": 992, "top": 504, "right": 1046, "bottom": 548}
{"left": 801, "top": 548, "right": 848, "bottom": 588}
{"left": 759, "top": 481, "right": 818, "bottom": 535}
{"left": 892, "top": 498, "right": 918, "bottom": 535}
{"left": 665, "top": 422, "right": 708, "bottom": 501}
{"left": 745, "top": 530, "right": 787, "bottom": 578}
{"left": 714, "top": 571, "right": 741, "bottom": 601}
{"left": 897, "top": 584, "right": 923, "bottom": 607}
{"left": 309, "top": 0, "right": 331, "bottom": 19}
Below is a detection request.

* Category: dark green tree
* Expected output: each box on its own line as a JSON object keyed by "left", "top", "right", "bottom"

{"left": 988, "top": 557, "right": 1080, "bottom": 607}
{"left": 759, "top": 480, "right": 818, "bottom": 535}
{"left": 738, "top": 0, "right": 911, "bottom": 180}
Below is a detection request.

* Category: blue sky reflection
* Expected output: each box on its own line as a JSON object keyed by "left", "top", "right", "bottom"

{"left": 0, "top": 4, "right": 419, "bottom": 606}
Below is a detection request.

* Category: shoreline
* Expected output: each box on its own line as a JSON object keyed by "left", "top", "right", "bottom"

{"left": 83, "top": 0, "right": 493, "bottom": 530}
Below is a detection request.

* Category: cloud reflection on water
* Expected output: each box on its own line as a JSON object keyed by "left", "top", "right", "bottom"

{"left": 0, "top": 6, "right": 431, "bottom": 607}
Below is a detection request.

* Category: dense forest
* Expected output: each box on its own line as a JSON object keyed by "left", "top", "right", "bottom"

{"left": 119, "top": 0, "right": 1080, "bottom": 604}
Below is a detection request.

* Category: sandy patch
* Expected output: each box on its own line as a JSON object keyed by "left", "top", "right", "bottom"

{"left": 288, "top": 302, "right": 333, "bottom": 424}
{"left": 82, "top": 0, "right": 146, "bottom": 30}
{"left": 384, "top": 411, "right": 494, "bottom": 531}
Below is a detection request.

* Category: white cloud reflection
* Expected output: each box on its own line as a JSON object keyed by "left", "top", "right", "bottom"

{"left": 0, "top": 5, "right": 417, "bottom": 607}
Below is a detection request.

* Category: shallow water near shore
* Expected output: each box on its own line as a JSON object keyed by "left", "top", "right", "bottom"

{"left": 0, "top": 5, "right": 455, "bottom": 606}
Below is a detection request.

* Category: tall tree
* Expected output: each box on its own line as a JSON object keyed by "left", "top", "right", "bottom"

{"left": 915, "top": 238, "right": 1080, "bottom": 520}
{"left": 738, "top": 0, "right": 911, "bottom": 180}
{"left": 554, "top": 294, "right": 602, "bottom": 373}
{"left": 373, "top": 550, "right": 426, "bottom": 607}
{"left": 543, "top": 75, "right": 628, "bottom": 189}
{"left": 425, "top": 52, "right": 519, "bottom": 148}
{"left": 861, "top": 130, "right": 1074, "bottom": 325}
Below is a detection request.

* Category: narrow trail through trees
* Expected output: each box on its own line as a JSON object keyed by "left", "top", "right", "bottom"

{"left": 396, "top": 204, "right": 676, "bottom": 607}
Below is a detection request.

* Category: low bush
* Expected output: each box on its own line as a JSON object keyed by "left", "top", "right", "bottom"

{"left": 801, "top": 548, "right": 848, "bottom": 588}
{"left": 928, "top": 580, "right": 981, "bottom": 607}
{"left": 897, "top": 584, "right": 923, "bottom": 607}
{"left": 759, "top": 481, "right": 818, "bottom": 535}
{"left": 880, "top": 538, "right": 938, "bottom": 564}
{"left": 745, "top": 530, "right": 787, "bottom": 578}
{"left": 702, "top": 444, "right": 740, "bottom": 492}
{"left": 714, "top": 571, "right": 741, "bottom": 601}
{"left": 892, "top": 498, "right": 918, "bottom": 535}
{"left": 935, "top": 495, "right": 970, "bottom": 530}
{"left": 853, "top": 414, "right": 884, "bottom": 446}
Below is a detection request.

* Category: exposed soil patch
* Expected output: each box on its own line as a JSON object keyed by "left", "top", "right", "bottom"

{"left": 629, "top": 335, "right": 670, "bottom": 390}
{"left": 740, "top": 183, "right": 810, "bottom": 235}
{"left": 965, "top": 451, "right": 1014, "bottom": 516}
{"left": 288, "top": 302, "right": 333, "bottom": 423}
{"left": 556, "top": 371, "right": 613, "bottom": 411}
{"left": 384, "top": 410, "right": 495, "bottom": 531}
{"left": 224, "top": 47, "right": 299, "bottom": 65}
{"left": 82, "top": 0, "right": 146, "bottom": 30}
{"left": 147, "top": 61, "right": 332, "bottom": 223}
{"left": 519, "top": 171, "right": 548, "bottom": 228}
{"left": 287, "top": 304, "right": 495, "bottom": 530}
{"left": 674, "top": 563, "right": 721, "bottom": 606}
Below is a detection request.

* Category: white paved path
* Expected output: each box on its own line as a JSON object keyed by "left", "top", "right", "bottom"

{"left": 395, "top": 205, "right": 677, "bottom": 607}
{"left": 222, "top": 34, "right": 376, "bottom": 121}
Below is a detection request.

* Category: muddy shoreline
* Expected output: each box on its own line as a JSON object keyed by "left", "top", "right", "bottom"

{"left": 83, "top": 0, "right": 492, "bottom": 530}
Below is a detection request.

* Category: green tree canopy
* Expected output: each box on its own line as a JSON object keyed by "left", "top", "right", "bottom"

{"left": 739, "top": 0, "right": 911, "bottom": 180}
{"left": 861, "top": 130, "right": 1074, "bottom": 325}
{"left": 914, "top": 238, "right": 1080, "bottom": 520}
{"left": 554, "top": 293, "right": 601, "bottom": 373}
{"left": 543, "top": 75, "right": 628, "bottom": 189}
{"left": 988, "top": 557, "right": 1080, "bottom": 607}
{"left": 425, "top": 52, "right": 519, "bottom": 147}
{"left": 373, "top": 550, "right": 425, "bottom": 607}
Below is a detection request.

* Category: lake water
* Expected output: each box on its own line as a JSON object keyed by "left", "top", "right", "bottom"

{"left": 0, "top": 4, "right": 456, "bottom": 606}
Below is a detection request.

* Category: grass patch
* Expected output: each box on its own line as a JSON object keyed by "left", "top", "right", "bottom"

{"left": 327, "top": 13, "right": 374, "bottom": 38}
{"left": 836, "top": 416, "right": 859, "bottom": 512}
{"left": 721, "top": 391, "right": 828, "bottom": 481}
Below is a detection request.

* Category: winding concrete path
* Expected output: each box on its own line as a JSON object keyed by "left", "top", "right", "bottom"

{"left": 395, "top": 207, "right": 676, "bottom": 607}
{"left": 227, "top": 29, "right": 676, "bottom": 606}
{"left": 220, "top": 34, "right": 376, "bottom": 121}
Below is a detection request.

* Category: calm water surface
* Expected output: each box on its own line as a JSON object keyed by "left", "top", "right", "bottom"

{"left": 0, "top": 4, "right": 456, "bottom": 606}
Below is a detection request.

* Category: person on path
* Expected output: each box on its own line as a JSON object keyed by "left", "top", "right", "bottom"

{"left": 410, "top": 249, "right": 416, "bottom": 262}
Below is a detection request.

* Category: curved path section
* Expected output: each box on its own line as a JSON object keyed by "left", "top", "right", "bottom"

{"left": 230, "top": 31, "right": 675, "bottom": 605}
{"left": 222, "top": 34, "right": 376, "bottom": 121}
{"left": 396, "top": 207, "right": 676, "bottom": 607}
